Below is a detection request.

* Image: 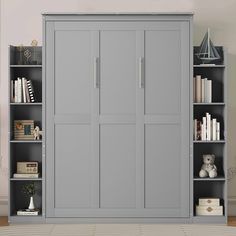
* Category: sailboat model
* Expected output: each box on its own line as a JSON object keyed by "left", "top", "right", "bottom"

{"left": 195, "top": 28, "right": 221, "bottom": 64}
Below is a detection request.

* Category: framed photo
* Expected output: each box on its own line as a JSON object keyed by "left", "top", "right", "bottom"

{"left": 14, "top": 120, "right": 34, "bottom": 140}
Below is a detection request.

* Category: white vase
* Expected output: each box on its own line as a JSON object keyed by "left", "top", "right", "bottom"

{"left": 28, "top": 196, "right": 35, "bottom": 210}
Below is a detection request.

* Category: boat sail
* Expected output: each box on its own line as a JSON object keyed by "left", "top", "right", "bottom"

{"left": 195, "top": 28, "right": 220, "bottom": 64}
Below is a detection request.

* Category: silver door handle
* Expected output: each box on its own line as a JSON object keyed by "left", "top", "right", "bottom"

{"left": 139, "top": 57, "right": 144, "bottom": 88}
{"left": 94, "top": 57, "right": 99, "bottom": 88}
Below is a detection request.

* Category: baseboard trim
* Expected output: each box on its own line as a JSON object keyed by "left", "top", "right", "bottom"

{"left": 2, "top": 197, "right": 236, "bottom": 218}
{"left": 0, "top": 196, "right": 8, "bottom": 216}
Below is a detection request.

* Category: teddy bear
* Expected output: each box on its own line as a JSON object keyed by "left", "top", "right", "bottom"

{"left": 199, "top": 154, "right": 217, "bottom": 178}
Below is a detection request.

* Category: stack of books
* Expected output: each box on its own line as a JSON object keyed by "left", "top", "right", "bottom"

{"left": 193, "top": 113, "right": 221, "bottom": 141}
{"left": 11, "top": 77, "right": 35, "bottom": 103}
{"left": 196, "top": 198, "right": 223, "bottom": 216}
{"left": 193, "top": 75, "right": 212, "bottom": 103}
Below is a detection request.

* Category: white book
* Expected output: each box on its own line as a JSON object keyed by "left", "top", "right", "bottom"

{"left": 212, "top": 119, "right": 217, "bottom": 141}
{"left": 13, "top": 173, "right": 39, "bottom": 178}
{"left": 201, "top": 79, "right": 205, "bottom": 103}
{"left": 194, "top": 119, "right": 197, "bottom": 140}
{"left": 205, "top": 80, "right": 212, "bottom": 103}
{"left": 11, "top": 80, "right": 14, "bottom": 102}
{"left": 17, "top": 77, "right": 22, "bottom": 103}
{"left": 216, "top": 122, "right": 220, "bottom": 140}
{"left": 17, "top": 210, "right": 39, "bottom": 216}
{"left": 22, "top": 77, "right": 26, "bottom": 103}
{"left": 196, "top": 75, "right": 202, "bottom": 103}
{"left": 14, "top": 80, "right": 18, "bottom": 103}
{"left": 202, "top": 117, "right": 207, "bottom": 140}
{"left": 206, "top": 113, "right": 211, "bottom": 141}
{"left": 193, "top": 77, "right": 196, "bottom": 102}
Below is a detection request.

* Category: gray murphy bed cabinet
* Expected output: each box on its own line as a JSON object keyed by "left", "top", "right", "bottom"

{"left": 9, "top": 13, "right": 227, "bottom": 224}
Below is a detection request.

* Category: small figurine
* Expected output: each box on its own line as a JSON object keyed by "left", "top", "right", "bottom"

{"left": 31, "top": 40, "right": 38, "bottom": 47}
{"left": 33, "top": 126, "right": 42, "bottom": 140}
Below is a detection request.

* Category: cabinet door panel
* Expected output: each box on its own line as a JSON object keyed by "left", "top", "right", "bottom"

{"left": 145, "top": 30, "right": 181, "bottom": 115}
{"left": 55, "top": 31, "right": 91, "bottom": 114}
{"left": 145, "top": 124, "right": 181, "bottom": 209}
{"left": 100, "top": 31, "right": 136, "bottom": 115}
{"left": 100, "top": 125, "right": 136, "bottom": 208}
{"left": 143, "top": 22, "right": 190, "bottom": 217}
{"left": 55, "top": 124, "right": 91, "bottom": 208}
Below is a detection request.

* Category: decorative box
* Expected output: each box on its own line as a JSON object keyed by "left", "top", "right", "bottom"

{"left": 196, "top": 205, "right": 223, "bottom": 216}
{"left": 198, "top": 198, "right": 220, "bottom": 206}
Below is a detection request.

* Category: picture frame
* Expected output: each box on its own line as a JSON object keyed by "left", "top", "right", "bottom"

{"left": 14, "top": 120, "right": 34, "bottom": 140}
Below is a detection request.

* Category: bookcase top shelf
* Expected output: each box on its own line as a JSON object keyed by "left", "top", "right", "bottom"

{"left": 10, "top": 178, "right": 42, "bottom": 181}
{"left": 10, "top": 65, "right": 42, "bottom": 68}
{"left": 193, "top": 177, "right": 225, "bottom": 181}
{"left": 194, "top": 65, "right": 225, "bottom": 68}
{"left": 193, "top": 140, "right": 225, "bottom": 144}
{"left": 10, "top": 140, "right": 42, "bottom": 143}
{"left": 193, "top": 103, "right": 225, "bottom": 106}
{"left": 10, "top": 103, "right": 42, "bottom": 106}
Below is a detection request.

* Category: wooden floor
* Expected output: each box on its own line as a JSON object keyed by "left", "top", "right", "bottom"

{"left": 0, "top": 216, "right": 236, "bottom": 227}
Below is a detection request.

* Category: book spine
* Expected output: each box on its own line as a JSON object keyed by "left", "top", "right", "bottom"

{"left": 201, "top": 78, "right": 205, "bottom": 103}
{"left": 196, "top": 75, "right": 202, "bottom": 103}
{"left": 22, "top": 77, "right": 26, "bottom": 103}
{"left": 15, "top": 80, "right": 18, "bottom": 103}
{"left": 206, "top": 80, "right": 212, "bottom": 103}
{"left": 17, "top": 77, "right": 22, "bottom": 103}
{"left": 25, "top": 79, "right": 30, "bottom": 103}
{"left": 17, "top": 211, "right": 39, "bottom": 216}
{"left": 193, "top": 77, "right": 196, "bottom": 102}
{"left": 197, "top": 121, "right": 202, "bottom": 140}
{"left": 216, "top": 122, "right": 220, "bottom": 140}
{"left": 212, "top": 119, "right": 217, "bottom": 141}
{"left": 206, "top": 113, "right": 211, "bottom": 141}
{"left": 13, "top": 173, "right": 39, "bottom": 178}
{"left": 202, "top": 117, "right": 207, "bottom": 141}
{"left": 27, "top": 80, "right": 35, "bottom": 102}
{"left": 10, "top": 80, "right": 13, "bottom": 102}
{"left": 194, "top": 119, "right": 197, "bottom": 140}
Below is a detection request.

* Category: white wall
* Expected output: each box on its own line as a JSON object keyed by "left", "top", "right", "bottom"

{"left": 1, "top": 0, "right": 236, "bottom": 215}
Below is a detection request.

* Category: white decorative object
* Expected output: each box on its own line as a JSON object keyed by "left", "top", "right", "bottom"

{"left": 199, "top": 154, "right": 217, "bottom": 178}
{"left": 33, "top": 126, "right": 42, "bottom": 140}
{"left": 28, "top": 196, "right": 35, "bottom": 210}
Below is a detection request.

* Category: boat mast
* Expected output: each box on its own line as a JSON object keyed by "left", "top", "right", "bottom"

{"left": 207, "top": 28, "right": 210, "bottom": 58}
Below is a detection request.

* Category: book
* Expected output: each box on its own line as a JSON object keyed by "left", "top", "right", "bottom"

{"left": 205, "top": 80, "right": 212, "bottom": 103}
{"left": 17, "top": 209, "right": 39, "bottom": 216}
{"left": 196, "top": 75, "right": 202, "bottom": 103}
{"left": 11, "top": 80, "right": 14, "bottom": 102}
{"left": 216, "top": 122, "right": 220, "bottom": 140}
{"left": 194, "top": 119, "right": 197, "bottom": 140}
{"left": 22, "top": 77, "right": 27, "bottom": 103}
{"left": 212, "top": 118, "right": 217, "bottom": 140}
{"left": 25, "top": 79, "right": 31, "bottom": 103}
{"left": 196, "top": 121, "right": 202, "bottom": 140}
{"left": 27, "top": 80, "right": 35, "bottom": 102}
{"left": 206, "top": 113, "right": 211, "bottom": 141}
{"left": 202, "top": 117, "right": 207, "bottom": 140}
{"left": 14, "top": 80, "right": 18, "bottom": 103}
{"left": 13, "top": 173, "right": 39, "bottom": 178}
{"left": 17, "top": 77, "right": 22, "bottom": 103}
{"left": 201, "top": 78, "right": 205, "bottom": 102}
{"left": 193, "top": 77, "right": 196, "bottom": 102}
